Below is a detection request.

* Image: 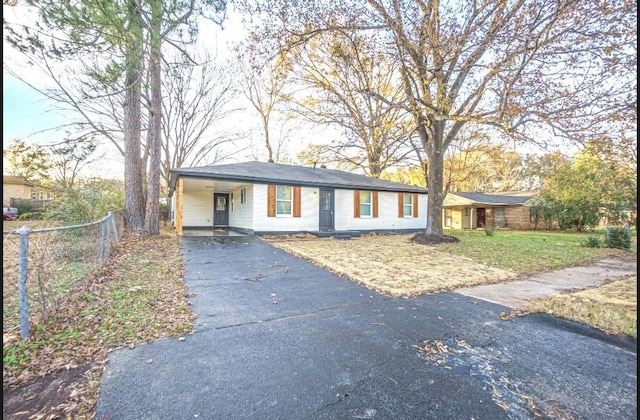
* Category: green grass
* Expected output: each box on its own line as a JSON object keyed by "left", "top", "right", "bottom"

{"left": 51, "top": 261, "right": 91, "bottom": 294}
{"left": 3, "top": 283, "right": 162, "bottom": 368}
{"left": 439, "top": 230, "right": 632, "bottom": 273}
{"left": 3, "top": 326, "right": 87, "bottom": 367}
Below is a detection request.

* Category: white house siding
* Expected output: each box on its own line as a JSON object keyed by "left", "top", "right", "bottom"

{"left": 229, "top": 184, "right": 254, "bottom": 231}
{"left": 182, "top": 189, "right": 214, "bottom": 227}
{"left": 334, "top": 189, "right": 427, "bottom": 231}
{"left": 252, "top": 184, "right": 320, "bottom": 232}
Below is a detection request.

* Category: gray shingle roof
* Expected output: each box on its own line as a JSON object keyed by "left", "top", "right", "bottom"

{"left": 171, "top": 161, "right": 428, "bottom": 193}
{"left": 450, "top": 192, "right": 536, "bottom": 205}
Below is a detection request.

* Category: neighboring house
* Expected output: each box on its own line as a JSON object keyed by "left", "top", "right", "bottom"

{"left": 2, "top": 175, "right": 55, "bottom": 211}
{"left": 442, "top": 191, "right": 538, "bottom": 230}
{"left": 3, "top": 175, "right": 35, "bottom": 206}
{"left": 169, "top": 161, "right": 428, "bottom": 236}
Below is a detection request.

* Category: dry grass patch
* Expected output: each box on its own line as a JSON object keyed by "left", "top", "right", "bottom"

{"left": 525, "top": 275, "right": 637, "bottom": 338}
{"left": 267, "top": 234, "right": 517, "bottom": 297}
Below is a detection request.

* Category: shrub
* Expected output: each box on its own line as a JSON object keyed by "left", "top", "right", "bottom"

{"left": 483, "top": 225, "right": 495, "bottom": 236}
{"left": 43, "top": 179, "right": 124, "bottom": 224}
{"left": 582, "top": 236, "right": 602, "bottom": 248}
{"left": 605, "top": 226, "right": 631, "bottom": 250}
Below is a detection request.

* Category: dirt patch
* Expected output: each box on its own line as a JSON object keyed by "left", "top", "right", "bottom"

{"left": 3, "top": 362, "right": 102, "bottom": 419}
{"left": 410, "top": 233, "right": 461, "bottom": 246}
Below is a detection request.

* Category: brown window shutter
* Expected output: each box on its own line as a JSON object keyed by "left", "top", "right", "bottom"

{"left": 267, "top": 184, "right": 276, "bottom": 217}
{"left": 413, "top": 193, "right": 419, "bottom": 217}
{"left": 373, "top": 191, "right": 379, "bottom": 218}
{"left": 293, "top": 186, "right": 301, "bottom": 217}
{"left": 398, "top": 193, "right": 403, "bottom": 218}
{"left": 353, "top": 190, "right": 360, "bottom": 218}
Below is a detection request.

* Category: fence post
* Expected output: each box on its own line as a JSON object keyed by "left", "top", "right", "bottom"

{"left": 110, "top": 212, "right": 119, "bottom": 242}
{"left": 17, "top": 225, "right": 31, "bottom": 340}
{"left": 100, "top": 218, "right": 108, "bottom": 263}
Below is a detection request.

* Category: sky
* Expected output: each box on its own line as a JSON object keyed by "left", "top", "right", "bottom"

{"left": 3, "top": 78, "right": 69, "bottom": 142}
{"left": 3, "top": 4, "right": 65, "bottom": 143}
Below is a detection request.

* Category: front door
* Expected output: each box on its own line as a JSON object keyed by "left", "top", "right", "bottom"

{"left": 214, "top": 193, "right": 229, "bottom": 227}
{"left": 319, "top": 188, "right": 334, "bottom": 231}
{"left": 476, "top": 208, "right": 486, "bottom": 228}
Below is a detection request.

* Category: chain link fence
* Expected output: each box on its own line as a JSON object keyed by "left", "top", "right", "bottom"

{"left": 2, "top": 211, "right": 125, "bottom": 340}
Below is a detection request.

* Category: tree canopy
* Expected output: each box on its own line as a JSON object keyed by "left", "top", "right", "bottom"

{"left": 236, "top": 0, "right": 637, "bottom": 236}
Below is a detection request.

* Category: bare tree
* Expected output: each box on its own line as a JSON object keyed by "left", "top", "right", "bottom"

{"left": 49, "top": 137, "right": 100, "bottom": 190}
{"left": 445, "top": 138, "right": 529, "bottom": 193}
{"left": 443, "top": 131, "right": 496, "bottom": 192}
{"left": 233, "top": 38, "right": 292, "bottom": 162}
{"left": 287, "top": 31, "right": 414, "bottom": 177}
{"left": 162, "top": 50, "right": 242, "bottom": 191}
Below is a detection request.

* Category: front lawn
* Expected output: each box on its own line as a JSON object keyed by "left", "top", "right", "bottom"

{"left": 264, "top": 230, "right": 635, "bottom": 296}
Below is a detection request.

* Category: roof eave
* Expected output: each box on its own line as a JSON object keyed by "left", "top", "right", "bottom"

{"left": 171, "top": 171, "right": 428, "bottom": 194}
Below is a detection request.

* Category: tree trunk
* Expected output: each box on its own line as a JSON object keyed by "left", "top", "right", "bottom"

{"left": 262, "top": 113, "right": 273, "bottom": 161}
{"left": 144, "top": 2, "right": 162, "bottom": 235}
{"left": 123, "top": 0, "right": 145, "bottom": 230}
{"left": 425, "top": 145, "right": 445, "bottom": 236}
{"left": 413, "top": 116, "right": 446, "bottom": 236}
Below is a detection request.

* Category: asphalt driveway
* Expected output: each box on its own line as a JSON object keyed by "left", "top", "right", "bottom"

{"left": 96, "top": 235, "right": 637, "bottom": 420}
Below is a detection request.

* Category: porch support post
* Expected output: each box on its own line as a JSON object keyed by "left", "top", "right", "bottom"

{"left": 176, "top": 179, "right": 183, "bottom": 236}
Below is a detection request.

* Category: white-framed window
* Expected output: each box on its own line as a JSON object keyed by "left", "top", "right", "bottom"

{"left": 403, "top": 193, "right": 413, "bottom": 217}
{"left": 31, "top": 189, "right": 37, "bottom": 199}
{"left": 215, "top": 195, "right": 227, "bottom": 211}
{"left": 47, "top": 192, "right": 55, "bottom": 200}
{"left": 360, "top": 191, "right": 372, "bottom": 217}
{"left": 240, "top": 187, "right": 247, "bottom": 204}
{"left": 276, "top": 185, "right": 292, "bottom": 216}
{"left": 495, "top": 207, "right": 506, "bottom": 224}
{"left": 445, "top": 209, "right": 452, "bottom": 227}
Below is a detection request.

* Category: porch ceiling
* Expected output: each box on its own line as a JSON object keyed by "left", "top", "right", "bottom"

{"left": 181, "top": 177, "right": 245, "bottom": 193}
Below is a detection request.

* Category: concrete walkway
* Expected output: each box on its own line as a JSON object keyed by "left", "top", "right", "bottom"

{"left": 458, "top": 257, "right": 637, "bottom": 308}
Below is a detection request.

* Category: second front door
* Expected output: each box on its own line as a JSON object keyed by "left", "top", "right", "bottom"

{"left": 319, "top": 188, "right": 334, "bottom": 231}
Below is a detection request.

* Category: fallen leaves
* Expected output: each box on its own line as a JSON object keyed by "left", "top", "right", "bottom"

{"left": 414, "top": 339, "right": 451, "bottom": 356}
{"left": 3, "top": 227, "right": 195, "bottom": 419}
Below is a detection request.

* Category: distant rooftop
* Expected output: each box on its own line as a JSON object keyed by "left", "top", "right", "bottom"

{"left": 3, "top": 175, "right": 34, "bottom": 186}
{"left": 448, "top": 191, "right": 537, "bottom": 205}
